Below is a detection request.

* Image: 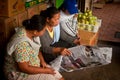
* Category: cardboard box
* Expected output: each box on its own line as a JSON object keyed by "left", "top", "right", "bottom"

{"left": 17, "top": 11, "right": 28, "bottom": 27}
{"left": 93, "top": 3, "right": 105, "bottom": 9}
{"left": 78, "top": 29, "right": 98, "bottom": 46}
{"left": 0, "top": 16, "right": 18, "bottom": 41}
{"left": 38, "top": 3, "right": 47, "bottom": 13}
{"left": 27, "top": 5, "right": 39, "bottom": 19}
{"left": 93, "top": 0, "right": 105, "bottom": 9}
{"left": 0, "top": 0, "right": 25, "bottom": 17}
{"left": 85, "top": 0, "right": 92, "bottom": 10}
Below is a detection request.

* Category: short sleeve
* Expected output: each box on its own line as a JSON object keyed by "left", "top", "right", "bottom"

{"left": 14, "top": 41, "right": 30, "bottom": 62}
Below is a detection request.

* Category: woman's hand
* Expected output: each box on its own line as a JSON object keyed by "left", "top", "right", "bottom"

{"left": 17, "top": 61, "right": 55, "bottom": 74}
{"left": 73, "top": 38, "right": 81, "bottom": 45}
{"left": 41, "top": 61, "right": 47, "bottom": 68}
{"left": 76, "top": 33, "right": 80, "bottom": 38}
{"left": 60, "top": 48, "right": 71, "bottom": 56}
{"left": 73, "top": 14, "right": 78, "bottom": 18}
{"left": 44, "top": 67, "right": 56, "bottom": 74}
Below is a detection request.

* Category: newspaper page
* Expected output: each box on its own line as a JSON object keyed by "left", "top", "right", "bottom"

{"left": 50, "top": 45, "right": 112, "bottom": 72}
{"left": 50, "top": 55, "right": 63, "bottom": 71}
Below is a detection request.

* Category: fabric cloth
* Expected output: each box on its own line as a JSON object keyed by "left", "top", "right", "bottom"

{"left": 60, "top": 26, "right": 77, "bottom": 45}
{"left": 47, "top": 25, "right": 60, "bottom": 44}
{"left": 26, "top": 70, "right": 62, "bottom": 80}
{"left": 60, "top": 11, "right": 78, "bottom": 37}
{"left": 53, "top": 24, "right": 60, "bottom": 44}
{"left": 47, "top": 27, "right": 54, "bottom": 38}
{"left": 4, "top": 27, "right": 62, "bottom": 80}
{"left": 62, "top": 0, "right": 78, "bottom": 14}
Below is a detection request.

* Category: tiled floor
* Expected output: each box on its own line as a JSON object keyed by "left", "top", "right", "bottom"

{"left": 93, "top": 2, "right": 120, "bottom": 42}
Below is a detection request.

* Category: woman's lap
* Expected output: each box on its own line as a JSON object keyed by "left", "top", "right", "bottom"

{"left": 26, "top": 70, "right": 62, "bottom": 80}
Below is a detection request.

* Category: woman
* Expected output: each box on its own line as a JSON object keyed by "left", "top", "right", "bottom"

{"left": 59, "top": 0, "right": 81, "bottom": 45}
{"left": 39, "top": 7, "right": 73, "bottom": 63}
{"left": 4, "top": 15, "right": 64, "bottom": 80}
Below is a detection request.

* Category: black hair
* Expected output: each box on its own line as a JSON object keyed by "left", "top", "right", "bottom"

{"left": 40, "top": 6, "right": 60, "bottom": 19}
{"left": 22, "top": 15, "right": 46, "bottom": 31}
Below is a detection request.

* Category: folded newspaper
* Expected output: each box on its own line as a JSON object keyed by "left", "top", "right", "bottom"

{"left": 50, "top": 45, "right": 112, "bottom": 72}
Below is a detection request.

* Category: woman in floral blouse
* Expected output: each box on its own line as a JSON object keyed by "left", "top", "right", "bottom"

{"left": 4, "top": 15, "right": 64, "bottom": 80}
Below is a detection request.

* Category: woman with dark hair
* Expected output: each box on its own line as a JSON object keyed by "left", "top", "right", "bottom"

{"left": 39, "top": 6, "right": 74, "bottom": 64}
{"left": 4, "top": 15, "right": 64, "bottom": 80}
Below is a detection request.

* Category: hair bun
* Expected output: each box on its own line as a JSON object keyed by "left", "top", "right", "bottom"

{"left": 22, "top": 19, "right": 30, "bottom": 27}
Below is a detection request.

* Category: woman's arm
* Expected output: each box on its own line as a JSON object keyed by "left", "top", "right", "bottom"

{"left": 38, "top": 51, "right": 47, "bottom": 68}
{"left": 52, "top": 47, "right": 71, "bottom": 56}
{"left": 17, "top": 62, "right": 55, "bottom": 74}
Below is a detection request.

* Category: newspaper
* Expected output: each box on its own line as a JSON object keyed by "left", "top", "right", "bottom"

{"left": 50, "top": 45, "right": 112, "bottom": 72}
